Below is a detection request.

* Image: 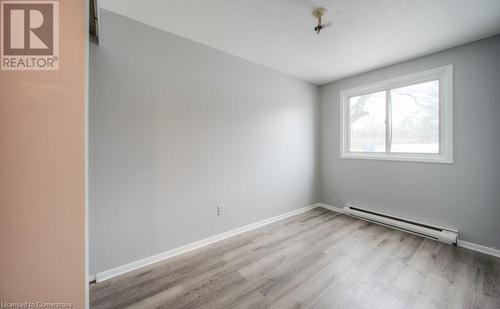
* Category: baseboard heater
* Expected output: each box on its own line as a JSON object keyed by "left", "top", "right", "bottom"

{"left": 343, "top": 204, "right": 458, "bottom": 245}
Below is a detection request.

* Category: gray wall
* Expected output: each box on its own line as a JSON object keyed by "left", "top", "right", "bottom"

{"left": 319, "top": 35, "right": 500, "bottom": 249}
{"left": 91, "top": 10, "right": 500, "bottom": 276}
{"left": 90, "top": 11, "right": 319, "bottom": 275}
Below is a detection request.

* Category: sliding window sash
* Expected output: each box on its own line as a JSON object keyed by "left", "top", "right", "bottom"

{"left": 339, "top": 65, "right": 453, "bottom": 164}
{"left": 385, "top": 90, "right": 392, "bottom": 153}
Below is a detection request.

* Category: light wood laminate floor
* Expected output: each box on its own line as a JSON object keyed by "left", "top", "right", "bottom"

{"left": 90, "top": 208, "right": 500, "bottom": 309}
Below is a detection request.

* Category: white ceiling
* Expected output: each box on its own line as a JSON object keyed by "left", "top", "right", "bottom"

{"left": 100, "top": 0, "right": 500, "bottom": 85}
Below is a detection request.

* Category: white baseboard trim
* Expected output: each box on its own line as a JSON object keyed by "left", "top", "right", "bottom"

{"left": 457, "top": 240, "right": 500, "bottom": 258}
{"left": 318, "top": 203, "right": 500, "bottom": 258}
{"left": 89, "top": 274, "right": 96, "bottom": 283}
{"left": 94, "top": 204, "right": 319, "bottom": 282}
{"left": 316, "top": 203, "right": 344, "bottom": 213}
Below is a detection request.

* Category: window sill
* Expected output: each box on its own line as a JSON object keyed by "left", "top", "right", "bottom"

{"left": 340, "top": 152, "right": 454, "bottom": 164}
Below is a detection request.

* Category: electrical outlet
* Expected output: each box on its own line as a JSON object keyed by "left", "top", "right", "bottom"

{"left": 217, "top": 204, "right": 224, "bottom": 216}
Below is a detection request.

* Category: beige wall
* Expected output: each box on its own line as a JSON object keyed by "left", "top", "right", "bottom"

{"left": 0, "top": 0, "right": 86, "bottom": 307}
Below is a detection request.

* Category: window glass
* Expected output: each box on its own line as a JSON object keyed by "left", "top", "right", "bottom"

{"left": 349, "top": 91, "right": 386, "bottom": 152}
{"left": 390, "top": 80, "right": 439, "bottom": 153}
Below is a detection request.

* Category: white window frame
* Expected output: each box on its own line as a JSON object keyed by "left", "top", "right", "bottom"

{"left": 340, "top": 65, "right": 453, "bottom": 164}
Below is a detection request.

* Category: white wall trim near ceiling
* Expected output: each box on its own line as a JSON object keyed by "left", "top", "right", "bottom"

{"left": 318, "top": 203, "right": 500, "bottom": 258}
{"left": 93, "top": 204, "right": 320, "bottom": 282}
